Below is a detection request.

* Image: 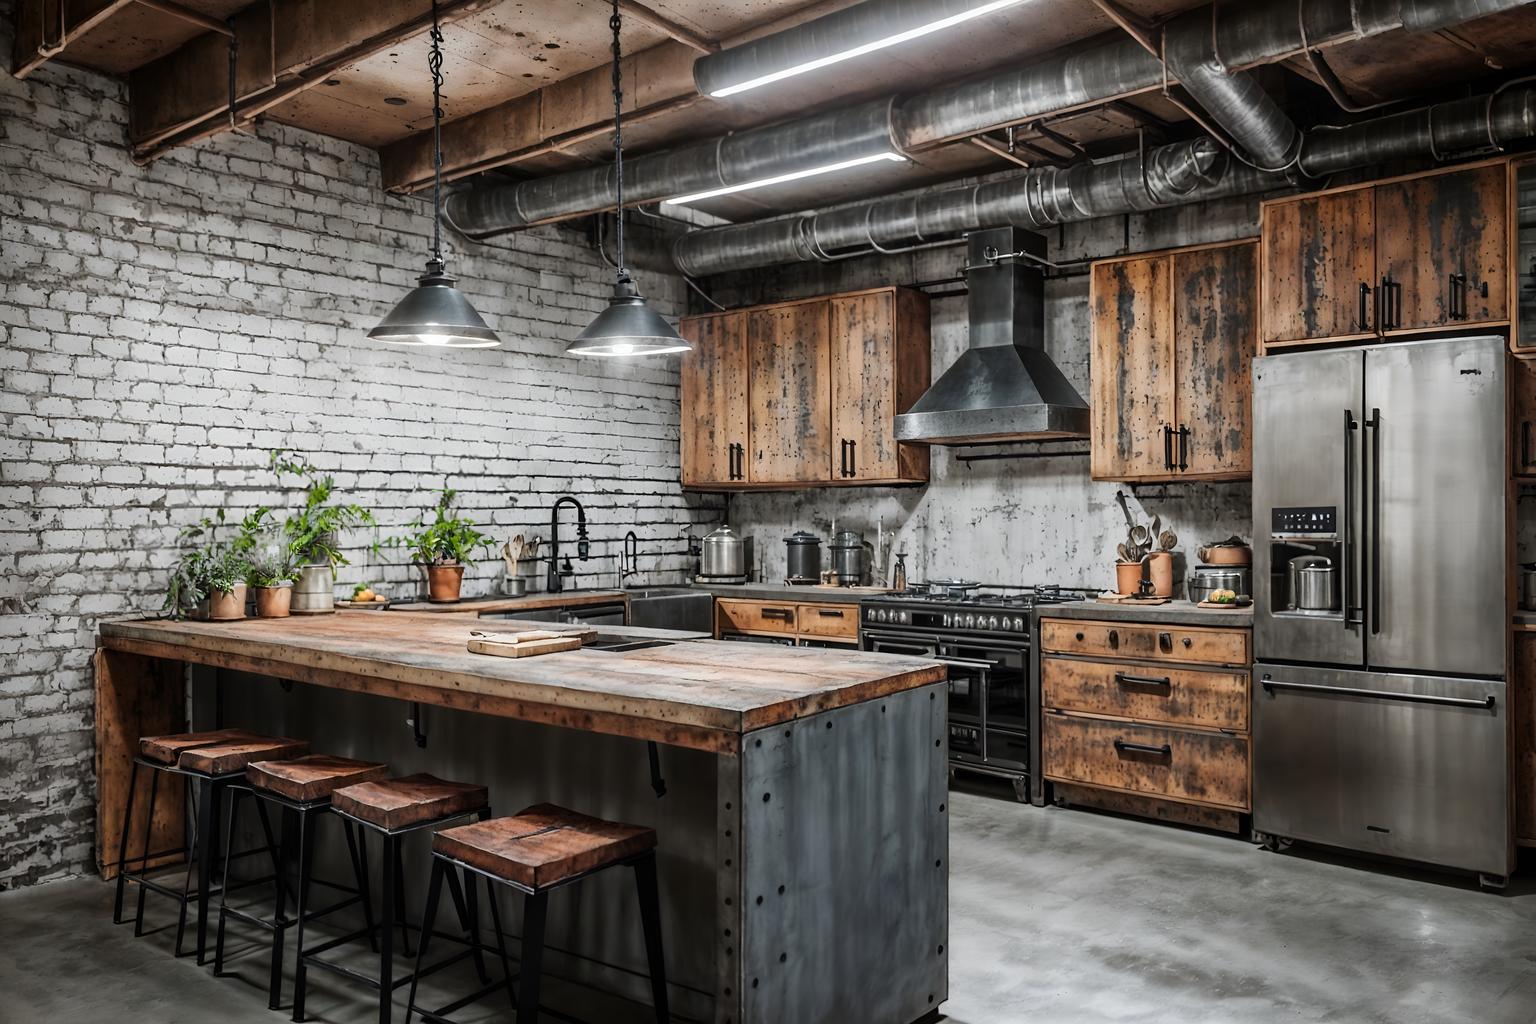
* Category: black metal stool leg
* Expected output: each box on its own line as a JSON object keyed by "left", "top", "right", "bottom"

{"left": 341, "top": 820, "right": 379, "bottom": 955}
{"left": 518, "top": 892, "right": 549, "bottom": 1024}
{"left": 113, "top": 759, "right": 140, "bottom": 924}
{"left": 195, "top": 778, "right": 224, "bottom": 964}
{"left": 443, "top": 868, "right": 490, "bottom": 985}
{"left": 213, "top": 788, "right": 243, "bottom": 977}
{"left": 291, "top": 809, "right": 317, "bottom": 1022}
{"left": 133, "top": 766, "right": 161, "bottom": 938}
{"left": 483, "top": 878, "right": 517, "bottom": 1015}
{"left": 269, "top": 806, "right": 297, "bottom": 1010}
{"left": 393, "top": 842, "right": 414, "bottom": 958}
{"left": 378, "top": 833, "right": 398, "bottom": 1024}
{"left": 357, "top": 829, "right": 379, "bottom": 953}
{"left": 403, "top": 857, "right": 446, "bottom": 1024}
{"left": 255, "top": 797, "right": 286, "bottom": 900}
{"left": 633, "top": 853, "right": 669, "bottom": 1023}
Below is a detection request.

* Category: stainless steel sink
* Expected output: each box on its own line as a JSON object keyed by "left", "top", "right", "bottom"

{"left": 625, "top": 588, "right": 713, "bottom": 632}
{"left": 586, "top": 636, "right": 676, "bottom": 653}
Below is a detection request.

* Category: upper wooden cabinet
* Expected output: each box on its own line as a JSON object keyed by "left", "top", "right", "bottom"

{"left": 1261, "top": 160, "right": 1509, "bottom": 349}
{"left": 1515, "top": 158, "right": 1536, "bottom": 351}
{"left": 679, "top": 287, "right": 930, "bottom": 490}
{"left": 1090, "top": 240, "right": 1258, "bottom": 483}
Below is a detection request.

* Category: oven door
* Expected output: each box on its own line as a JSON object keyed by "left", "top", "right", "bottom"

{"left": 865, "top": 630, "right": 981, "bottom": 725}
{"left": 939, "top": 640, "right": 1029, "bottom": 733}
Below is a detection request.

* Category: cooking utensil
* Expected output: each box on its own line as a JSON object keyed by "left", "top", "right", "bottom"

{"left": 1115, "top": 490, "right": 1136, "bottom": 532}
{"left": 1117, "top": 542, "right": 1133, "bottom": 563}
{"left": 830, "top": 530, "right": 868, "bottom": 586}
{"left": 1187, "top": 565, "right": 1250, "bottom": 604}
{"left": 785, "top": 531, "right": 822, "bottom": 584}
{"left": 1198, "top": 536, "right": 1252, "bottom": 565}
{"left": 700, "top": 525, "right": 751, "bottom": 581}
{"left": 1129, "top": 524, "right": 1152, "bottom": 551}
{"left": 1149, "top": 513, "right": 1161, "bottom": 546}
{"left": 1159, "top": 530, "right": 1177, "bottom": 551}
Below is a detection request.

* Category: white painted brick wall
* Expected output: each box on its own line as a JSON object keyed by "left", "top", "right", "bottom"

{"left": 0, "top": 5, "right": 712, "bottom": 890}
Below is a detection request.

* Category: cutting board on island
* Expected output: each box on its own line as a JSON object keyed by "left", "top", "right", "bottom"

{"left": 467, "top": 628, "right": 597, "bottom": 658}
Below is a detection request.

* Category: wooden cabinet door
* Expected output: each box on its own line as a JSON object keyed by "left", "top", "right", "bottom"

{"left": 1091, "top": 255, "right": 1175, "bottom": 480}
{"left": 1376, "top": 163, "right": 1508, "bottom": 332}
{"left": 830, "top": 291, "right": 899, "bottom": 482}
{"left": 748, "top": 301, "right": 832, "bottom": 484}
{"left": 1514, "top": 356, "right": 1536, "bottom": 478}
{"left": 1515, "top": 634, "right": 1536, "bottom": 844}
{"left": 1172, "top": 242, "right": 1257, "bottom": 480}
{"left": 679, "top": 313, "right": 748, "bottom": 487}
{"left": 1261, "top": 189, "right": 1376, "bottom": 344}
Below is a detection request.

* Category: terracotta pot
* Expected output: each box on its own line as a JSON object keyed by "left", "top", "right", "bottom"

{"left": 201, "top": 583, "right": 246, "bottom": 621}
{"left": 1114, "top": 561, "right": 1144, "bottom": 597}
{"left": 1146, "top": 551, "right": 1174, "bottom": 598}
{"left": 426, "top": 563, "right": 465, "bottom": 603}
{"left": 254, "top": 584, "right": 293, "bottom": 618}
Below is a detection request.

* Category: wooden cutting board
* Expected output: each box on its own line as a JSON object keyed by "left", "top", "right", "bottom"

{"left": 1095, "top": 594, "right": 1172, "bottom": 605}
{"left": 467, "top": 628, "right": 596, "bottom": 658}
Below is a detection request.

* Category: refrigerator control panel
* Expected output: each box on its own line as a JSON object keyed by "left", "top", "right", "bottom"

{"left": 1271, "top": 506, "right": 1336, "bottom": 535}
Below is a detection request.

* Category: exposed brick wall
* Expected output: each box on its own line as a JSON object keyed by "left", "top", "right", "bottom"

{"left": 0, "top": 6, "right": 710, "bottom": 889}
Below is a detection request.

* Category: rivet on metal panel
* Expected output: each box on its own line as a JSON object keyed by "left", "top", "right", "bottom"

{"left": 776, "top": 884, "right": 784, "bottom": 894}
{"left": 725, "top": 897, "right": 733, "bottom": 905}
{"left": 938, "top": 944, "right": 945, "bottom": 954}
{"left": 779, "top": 952, "right": 787, "bottom": 963}
{"left": 826, "top": 720, "right": 833, "bottom": 729}
{"left": 754, "top": 738, "right": 761, "bottom": 747}
{"left": 762, "top": 792, "right": 771, "bottom": 802}
{"left": 725, "top": 801, "right": 732, "bottom": 810}
{"left": 752, "top": 978, "right": 759, "bottom": 989}
{"left": 756, "top": 895, "right": 763, "bottom": 905}
{"left": 935, "top": 859, "right": 942, "bottom": 868}
{"left": 939, "top": 803, "right": 946, "bottom": 812}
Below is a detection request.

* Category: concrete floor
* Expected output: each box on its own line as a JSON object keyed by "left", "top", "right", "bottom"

{"left": 4, "top": 785, "right": 1535, "bottom": 1024}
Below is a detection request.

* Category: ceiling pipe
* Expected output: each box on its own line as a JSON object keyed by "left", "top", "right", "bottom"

{"left": 444, "top": 0, "right": 1536, "bottom": 239}
{"left": 671, "top": 85, "right": 1536, "bottom": 276}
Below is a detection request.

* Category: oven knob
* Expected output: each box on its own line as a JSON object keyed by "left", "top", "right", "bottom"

{"left": 899, "top": 610, "right": 910, "bottom": 624}
{"left": 865, "top": 608, "right": 875, "bottom": 621}
{"left": 964, "top": 614, "right": 975, "bottom": 629}
{"left": 877, "top": 609, "right": 888, "bottom": 622}
{"left": 1013, "top": 617, "right": 1024, "bottom": 631}
{"left": 942, "top": 613, "right": 951, "bottom": 628}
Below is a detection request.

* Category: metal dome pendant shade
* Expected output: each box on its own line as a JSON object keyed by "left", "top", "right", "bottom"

{"left": 368, "top": 0, "right": 499, "bottom": 350}
{"left": 567, "top": 0, "right": 689, "bottom": 359}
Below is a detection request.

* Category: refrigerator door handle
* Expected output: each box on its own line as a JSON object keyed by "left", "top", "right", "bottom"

{"left": 1260, "top": 677, "right": 1496, "bottom": 711}
{"left": 1365, "top": 408, "right": 1382, "bottom": 636}
{"left": 1343, "top": 409, "right": 1362, "bottom": 628}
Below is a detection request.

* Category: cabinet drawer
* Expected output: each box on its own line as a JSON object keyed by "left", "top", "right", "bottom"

{"left": 716, "top": 599, "right": 797, "bottom": 635}
{"left": 1039, "top": 619, "right": 1249, "bottom": 666}
{"left": 1041, "top": 657, "right": 1249, "bottom": 731}
{"left": 797, "top": 603, "right": 858, "bottom": 640}
{"left": 1043, "top": 714, "right": 1250, "bottom": 810}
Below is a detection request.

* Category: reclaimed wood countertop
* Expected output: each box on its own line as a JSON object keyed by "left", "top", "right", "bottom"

{"left": 388, "top": 591, "right": 627, "bottom": 614}
{"left": 96, "top": 612, "right": 944, "bottom": 753}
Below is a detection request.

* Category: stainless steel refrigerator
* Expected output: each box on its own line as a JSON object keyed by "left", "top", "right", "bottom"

{"left": 1251, "top": 335, "right": 1510, "bottom": 885}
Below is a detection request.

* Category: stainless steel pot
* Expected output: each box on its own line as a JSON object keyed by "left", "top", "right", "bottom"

{"left": 829, "top": 530, "right": 867, "bottom": 586}
{"left": 1187, "top": 565, "right": 1250, "bottom": 604}
{"left": 1295, "top": 561, "right": 1338, "bottom": 611}
{"left": 785, "top": 531, "right": 822, "bottom": 584}
{"left": 700, "top": 525, "right": 752, "bottom": 581}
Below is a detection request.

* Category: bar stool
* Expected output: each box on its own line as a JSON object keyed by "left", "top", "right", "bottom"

{"left": 297, "top": 774, "right": 493, "bottom": 1024}
{"left": 404, "top": 804, "right": 669, "bottom": 1024}
{"left": 213, "top": 754, "right": 389, "bottom": 1011}
{"left": 114, "top": 728, "right": 309, "bottom": 963}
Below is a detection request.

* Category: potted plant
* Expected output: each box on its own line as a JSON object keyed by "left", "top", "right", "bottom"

{"left": 248, "top": 546, "right": 300, "bottom": 618}
{"left": 163, "top": 510, "right": 254, "bottom": 621}
{"left": 392, "top": 488, "right": 494, "bottom": 603}
{"left": 271, "top": 450, "right": 374, "bottom": 614}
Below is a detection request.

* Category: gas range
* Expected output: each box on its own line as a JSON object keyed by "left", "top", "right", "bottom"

{"left": 860, "top": 583, "right": 1095, "bottom": 637}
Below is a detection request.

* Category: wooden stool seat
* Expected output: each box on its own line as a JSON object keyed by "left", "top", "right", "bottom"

{"left": 331, "top": 773, "right": 489, "bottom": 830}
{"left": 139, "top": 728, "right": 275, "bottom": 765}
{"left": 245, "top": 754, "right": 389, "bottom": 803}
{"left": 433, "top": 804, "right": 656, "bottom": 891}
{"left": 177, "top": 735, "right": 310, "bottom": 776}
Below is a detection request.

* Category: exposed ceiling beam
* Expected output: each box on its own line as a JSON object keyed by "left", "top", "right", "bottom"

{"left": 127, "top": 0, "right": 498, "bottom": 162}
{"left": 1086, "top": 0, "right": 1158, "bottom": 57}
{"left": 11, "top": 0, "right": 136, "bottom": 79}
{"left": 970, "top": 134, "right": 1031, "bottom": 168}
{"left": 617, "top": 0, "right": 718, "bottom": 54}
{"left": 135, "top": 0, "right": 233, "bottom": 37}
{"left": 378, "top": 38, "right": 700, "bottom": 193}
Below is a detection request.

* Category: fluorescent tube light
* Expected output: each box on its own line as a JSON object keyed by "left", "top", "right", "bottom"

{"left": 709, "top": 0, "right": 1027, "bottom": 98}
{"left": 662, "top": 151, "right": 907, "bottom": 207}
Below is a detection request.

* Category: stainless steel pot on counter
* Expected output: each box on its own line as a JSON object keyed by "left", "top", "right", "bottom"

{"left": 785, "top": 531, "right": 822, "bottom": 584}
{"left": 1187, "top": 565, "right": 1250, "bottom": 604}
{"left": 829, "top": 530, "right": 868, "bottom": 586}
{"left": 700, "top": 525, "right": 752, "bottom": 583}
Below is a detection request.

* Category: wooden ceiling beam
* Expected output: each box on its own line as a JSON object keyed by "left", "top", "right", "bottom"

{"left": 378, "top": 38, "right": 700, "bottom": 194}
{"left": 127, "top": 0, "right": 498, "bottom": 162}
{"left": 12, "top": 0, "right": 136, "bottom": 79}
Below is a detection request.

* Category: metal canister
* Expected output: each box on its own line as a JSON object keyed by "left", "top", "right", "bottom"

{"left": 785, "top": 531, "right": 822, "bottom": 583}
{"left": 291, "top": 564, "right": 335, "bottom": 614}
{"left": 829, "top": 530, "right": 866, "bottom": 586}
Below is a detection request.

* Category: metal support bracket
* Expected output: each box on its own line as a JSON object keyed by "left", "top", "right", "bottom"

{"left": 647, "top": 740, "right": 667, "bottom": 798}
{"left": 408, "top": 702, "right": 428, "bottom": 748}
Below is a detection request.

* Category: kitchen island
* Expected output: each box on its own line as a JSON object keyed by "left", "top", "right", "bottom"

{"left": 94, "top": 612, "right": 948, "bottom": 1024}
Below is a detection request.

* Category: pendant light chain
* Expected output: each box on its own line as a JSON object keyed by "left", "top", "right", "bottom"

{"left": 429, "top": 0, "right": 446, "bottom": 268}
{"left": 610, "top": 0, "right": 627, "bottom": 281}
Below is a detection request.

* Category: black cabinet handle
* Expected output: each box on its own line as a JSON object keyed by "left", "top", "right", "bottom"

{"left": 761, "top": 607, "right": 794, "bottom": 621}
{"left": 839, "top": 439, "right": 848, "bottom": 478}
{"left": 1359, "top": 281, "right": 1373, "bottom": 331}
{"left": 1107, "top": 629, "right": 1119, "bottom": 650}
{"left": 726, "top": 443, "right": 735, "bottom": 480}
{"left": 1177, "top": 425, "right": 1189, "bottom": 471}
{"left": 1448, "top": 273, "right": 1460, "bottom": 321}
{"left": 1114, "top": 672, "right": 1172, "bottom": 690}
{"left": 817, "top": 609, "right": 845, "bottom": 618}
{"left": 1158, "top": 631, "right": 1173, "bottom": 653}
{"left": 1366, "top": 407, "right": 1382, "bottom": 636}
{"left": 1113, "top": 739, "right": 1172, "bottom": 758}
{"left": 1163, "top": 424, "right": 1174, "bottom": 471}
{"left": 848, "top": 439, "right": 856, "bottom": 477}
{"left": 1379, "top": 275, "right": 1396, "bottom": 330}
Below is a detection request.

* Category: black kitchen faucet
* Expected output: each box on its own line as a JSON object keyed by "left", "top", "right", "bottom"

{"left": 547, "top": 495, "right": 589, "bottom": 593}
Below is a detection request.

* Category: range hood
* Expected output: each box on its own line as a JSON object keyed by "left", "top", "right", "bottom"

{"left": 894, "top": 227, "right": 1090, "bottom": 445}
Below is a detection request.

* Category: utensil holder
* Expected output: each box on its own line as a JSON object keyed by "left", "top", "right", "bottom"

{"left": 1147, "top": 552, "right": 1174, "bottom": 598}
{"left": 1114, "top": 561, "right": 1144, "bottom": 596}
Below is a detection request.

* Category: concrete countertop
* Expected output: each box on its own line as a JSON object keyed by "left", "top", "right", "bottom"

{"left": 1040, "top": 598, "right": 1254, "bottom": 627}
{"left": 687, "top": 582, "right": 878, "bottom": 604}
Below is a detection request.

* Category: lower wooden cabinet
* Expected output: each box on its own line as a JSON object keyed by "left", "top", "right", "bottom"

{"left": 714, "top": 598, "right": 859, "bottom": 647}
{"left": 1040, "top": 616, "right": 1252, "bottom": 831}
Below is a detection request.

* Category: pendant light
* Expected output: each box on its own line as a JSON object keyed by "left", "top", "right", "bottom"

{"left": 566, "top": 0, "right": 690, "bottom": 358}
{"left": 369, "top": 0, "right": 499, "bottom": 349}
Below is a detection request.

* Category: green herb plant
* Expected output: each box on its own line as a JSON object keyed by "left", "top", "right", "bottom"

{"left": 391, "top": 488, "right": 494, "bottom": 566}
{"left": 270, "top": 450, "right": 374, "bottom": 567}
{"left": 164, "top": 508, "right": 267, "bottom": 617}
{"left": 247, "top": 545, "right": 301, "bottom": 588}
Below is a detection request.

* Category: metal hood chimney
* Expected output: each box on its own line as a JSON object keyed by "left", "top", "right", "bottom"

{"left": 894, "top": 227, "right": 1088, "bottom": 445}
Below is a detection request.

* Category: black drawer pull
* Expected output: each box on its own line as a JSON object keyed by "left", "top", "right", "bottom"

{"left": 761, "top": 608, "right": 794, "bottom": 621}
{"left": 1113, "top": 739, "right": 1172, "bottom": 758}
{"left": 1107, "top": 629, "right": 1119, "bottom": 650}
{"left": 1115, "top": 673, "right": 1172, "bottom": 690}
{"left": 1158, "top": 631, "right": 1173, "bottom": 653}
{"left": 817, "top": 609, "right": 845, "bottom": 618}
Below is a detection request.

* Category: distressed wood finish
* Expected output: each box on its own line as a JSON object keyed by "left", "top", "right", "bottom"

{"left": 796, "top": 603, "right": 858, "bottom": 641}
{"left": 332, "top": 773, "right": 489, "bottom": 830}
{"left": 1261, "top": 188, "right": 1376, "bottom": 345}
{"left": 178, "top": 735, "right": 310, "bottom": 775}
{"left": 1039, "top": 619, "right": 1250, "bottom": 667}
{"left": 829, "top": 289, "right": 930, "bottom": 485}
{"left": 1043, "top": 713, "right": 1250, "bottom": 810}
{"left": 1041, "top": 657, "right": 1248, "bottom": 731}
{"left": 1052, "top": 782, "right": 1243, "bottom": 833}
{"left": 1516, "top": 634, "right": 1536, "bottom": 845}
{"left": 140, "top": 727, "right": 268, "bottom": 764}
{"left": 96, "top": 649, "right": 186, "bottom": 879}
{"left": 1514, "top": 357, "right": 1536, "bottom": 478}
{"left": 392, "top": 591, "right": 626, "bottom": 615}
{"left": 748, "top": 301, "right": 832, "bottom": 485}
{"left": 679, "top": 312, "right": 749, "bottom": 488}
{"left": 98, "top": 614, "right": 945, "bottom": 744}
{"left": 1173, "top": 242, "right": 1257, "bottom": 480}
{"left": 245, "top": 754, "right": 389, "bottom": 802}
{"left": 1376, "top": 163, "right": 1508, "bottom": 332}
{"left": 716, "top": 598, "right": 797, "bottom": 635}
{"left": 1090, "top": 254, "right": 1174, "bottom": 480}
{"left": 434, "top": 803, "right": 655, "bottom": 889}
